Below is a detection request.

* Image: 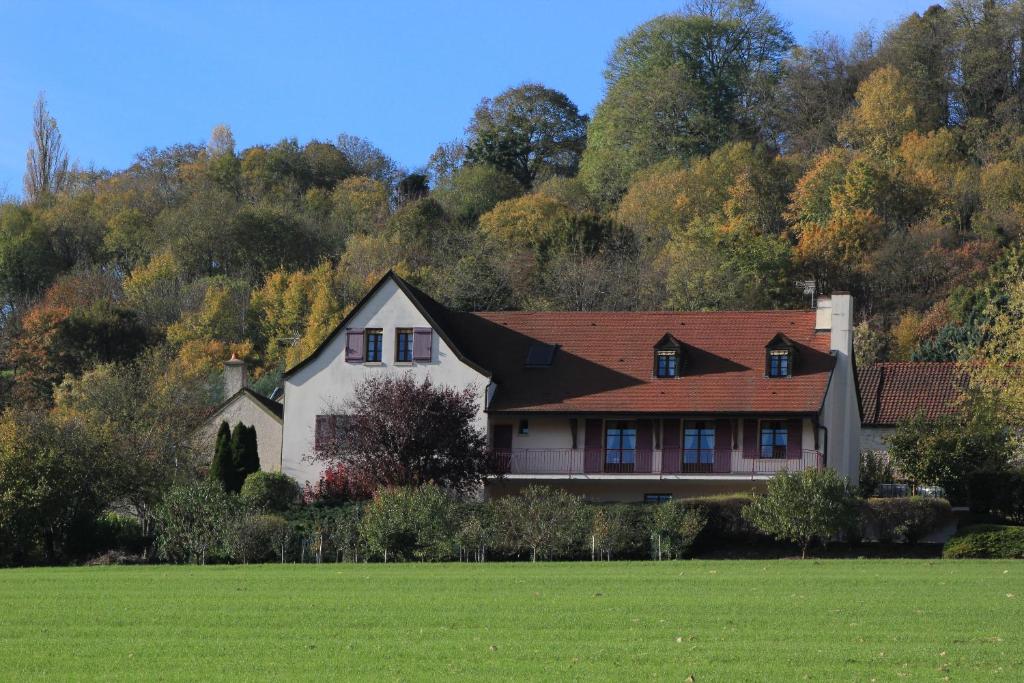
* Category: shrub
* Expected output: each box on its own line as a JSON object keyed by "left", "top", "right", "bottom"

{"left": 328, "top": 504, "right": 365, "bottom": 562}
{"left": 862, "top": 497, "right": 953, "bottom": 543}
{"left": 943, "top": 524, "right": 1024, "bottom": 559}
{"left": 651, "top": 501, "right": 707, "bottom": 559}
{"left": 743, "top": 469, "right": 857, "bottom": 558}
{"left": 453, "top": 503, "right": 496, "bottom": 562}
{"left": 858, "top": 451, "right": 897, "bottom": 497}
{"left": 692, "top": 494, "right": 758, "bottom": 545}
{"left": 494, "top": 486, "right": 590, "bottom": 561}
{"left": 591, "top": 504, "right": 653, "bottom": 560}
{"left": 886, "top": 408, "right": 1011, "bottom": 504}
{"left": 968, "top": 470, "right": 1024, "bottom": 523}
{"left": 302, "top": 462, "right": 375, "bottom": 504}
{"left": 240, "top": 471, "right": 300, "bottom": 512}
{"left": 153, "top": 480, "right": 241, "bottom": 564}
{"left": 227, "top": 513, "right": 286, "bottom": 564}
{"left": 359, "top": 484, "right": 458, "bottom": 562}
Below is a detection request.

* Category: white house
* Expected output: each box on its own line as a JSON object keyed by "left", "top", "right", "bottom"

{"left": 272, "top": 271, "right": 862, "bottom": 502}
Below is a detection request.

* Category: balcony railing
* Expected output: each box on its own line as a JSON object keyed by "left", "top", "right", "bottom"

{"left": 491, "top": 448, "right": 823, "bottom": 477}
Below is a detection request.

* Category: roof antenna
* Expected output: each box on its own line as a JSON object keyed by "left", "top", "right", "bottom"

{"left": 795, "top": 280, "right": 817, "bottom": 308}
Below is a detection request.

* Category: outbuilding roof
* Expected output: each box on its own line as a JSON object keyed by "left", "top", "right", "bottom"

{"left": 857, "top": 362, "right": 967, "bottom": 427}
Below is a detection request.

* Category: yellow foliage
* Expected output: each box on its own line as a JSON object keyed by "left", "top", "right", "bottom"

{"left": 838, "top": 66, "right": 918, "bottom": 155}
{"left": 478, "top": 193, "right": 573, "bottom": 250}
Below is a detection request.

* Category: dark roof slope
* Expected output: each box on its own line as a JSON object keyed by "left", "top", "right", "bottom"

{"left": 857, "top": 362, "right": 967, "bottom": 427}
{"left": 443, "top": 309, "right": 834, "bottom": 414}
{"left": 242, "top": 387, "right": 284, "bottom": 419}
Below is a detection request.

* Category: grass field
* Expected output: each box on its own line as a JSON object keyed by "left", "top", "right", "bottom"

{"left": 1, "top": 561, "right": 1022, "bottom": 681}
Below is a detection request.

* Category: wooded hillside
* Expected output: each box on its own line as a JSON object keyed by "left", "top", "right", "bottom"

{"left": 3, "top": 0, "right": 1024, "bottom": 412}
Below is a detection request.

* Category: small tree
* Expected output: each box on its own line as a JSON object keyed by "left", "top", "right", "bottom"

{"left": 651, "top": 501, "right": 708, "bottom": 560}
{"left": 209, "top": 421, "right": 236, "bottom": 492}
{"left": 228, "top": 422, "right": 259, "bottom": 492}
{"left": 358, "top": 485, "right": 458, "bottom": 562}
{"left": 592, "top": 504, "right": 654, "bottom": 560}
{"left": 886, "top": 407, "right": 1010, "bottom": 502}
{"left": 316, "top": 374, "right": 493, "bottom": 496}
{"left": 494, "top": 486, "right": 590, "bottom": 561}
{"left": 328, "top": 504, "right": 365, "bottom": 562}
{"left": 743, "top": 469, "right": 856, "bottom": 559}
{"left": 858, "top": 450, "right": 897, "bottom": 497}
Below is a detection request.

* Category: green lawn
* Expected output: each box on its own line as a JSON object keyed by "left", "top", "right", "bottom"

{"left": 1, "top": 561, "right": 1021, "bottom": 681}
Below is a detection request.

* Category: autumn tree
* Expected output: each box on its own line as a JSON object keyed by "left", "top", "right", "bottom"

{"left": 315, "top": 374, "right": 492, "bottom": 495}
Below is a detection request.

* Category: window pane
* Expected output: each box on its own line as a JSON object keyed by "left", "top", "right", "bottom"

{"left": 607, "top": 430, "right": 621, "bottom": 450}
{"left": 622, "top": 430, "right": 636, "bottom": 449}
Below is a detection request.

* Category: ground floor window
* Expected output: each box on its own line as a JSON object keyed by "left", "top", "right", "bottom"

{"left": 760, "top": 421, "right": 787, "bottom": 458}
{"left": 644, "top": 493, "right": 672, "bottom": 503}
{"left": 683, "top": 421, "right": 714, "bottom": 465}
{"left": 605, "top": 421, "right": 636, "bottom": 466}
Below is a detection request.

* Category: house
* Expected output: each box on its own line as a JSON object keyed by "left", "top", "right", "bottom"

{"left": 279, "top": 271, "right": 861, "bottom": 502}
{"left": 857, "top": 361, "right": 968, "bottom": 453}
{"left": 195, "top": 354, "right": 284, "bottom": 473}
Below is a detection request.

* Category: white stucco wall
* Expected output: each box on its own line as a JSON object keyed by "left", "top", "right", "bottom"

{"left": 196, "top": 393, "right": 283, "bottom": 473}
{"left": 281, "top": 278, "right": 491, "bottom": 486}
{"left": 860, "top": 426, "right": 893, "bottom": 453}
{"left": 818, "top": 294, "right": 861, "bottom": 487}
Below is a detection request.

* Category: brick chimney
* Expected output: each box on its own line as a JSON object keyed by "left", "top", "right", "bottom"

{"left": 223, "top": 353, "right": 247, "bottom": 399}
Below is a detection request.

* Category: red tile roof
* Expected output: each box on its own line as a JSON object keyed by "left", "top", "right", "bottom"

{"left": 857, "top": 362, "right": 967, "bottom": 427}
{"left": 440, "top": 309, "right": 835, "bottom": 414}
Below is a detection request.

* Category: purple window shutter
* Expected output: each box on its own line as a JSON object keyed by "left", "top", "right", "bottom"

{"left": 636, "top": 420, "right": 653, "bottom": 473}
{"left": 787, "top": 419, "right": 803, "bottom": 459}
{"left": 584, "top": 419, "right": 603, "bottom": 473}
{"left": 345, "top": 329, "right": 364, "bottom": 362}
{"left": 661, "top": 418, "right": 680, "bottom": 474}
{"left": 315, "top": 415, "right": 328, "bottom": 450}
{"left": 713, "top": 420, "right": 732, "bottom": 473}
{"left": 742, "top": 419, "right": 758, "bottom": 459}
{"left": 413, "top": 328, "right": 433, "bottom": 361}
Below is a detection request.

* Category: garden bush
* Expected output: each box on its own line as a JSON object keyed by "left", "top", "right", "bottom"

{"left": 858, "top": 451, "right": 897, "bottom": 497}
{"left": 494, "top": 486, "right": 590, "bottom": 561}
{"left": 650, "top": 501, "right": 706, "bottom": 559}
{"left": 359, "top": 484, "right": 458, "bottom": 562}
{"left": 943, "top": 524, "right": 1024, "bottom": 559}
{"left": 227, "top": 513, "right": 287, "bottom": 564}
{"left": 591, "top": 503, "right": 653, "bottom": 560}
{"left": 153, "top": 481, "right": 242, "bottom": 564}
{"left": 861, "top": 497, "right": 953, "bottom": 543}
{"left": 743, "top": 468, "right": 857, "bottom": 558}
{"left": 240, "top": 471, "right": 300, "bottom": 512}
{"left": 90, "top": 512, "right": 147, "bottom": 555}
{"left": 690, "top": 494, "right": 759, "bottom": 545}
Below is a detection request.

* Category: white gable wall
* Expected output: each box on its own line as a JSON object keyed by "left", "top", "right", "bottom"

{"left": 281, "top": 278, "right": 491, "bottom": 486}
{"left": 195, "top": 392, "right": 283, "bottom": 473}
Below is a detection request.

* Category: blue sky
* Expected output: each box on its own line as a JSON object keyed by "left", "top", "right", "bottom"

{"left": 0, "top": 0, "right": 934, "bottom": 197}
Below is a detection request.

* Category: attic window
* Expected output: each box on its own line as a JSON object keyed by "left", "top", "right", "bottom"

{"left": 768, "top": 350, "right": 790, "bottom": 377}
{"left": 525, "top": 342, "right": 557, "bottom": 367}
{"left": 655, "top": 351, "right": 679, "bottom": 378}
{"left": 765, "top": 333, "right": 797, "bottom": 378}
{"left": 653, "top": 333, "right": 685, "bottom": 378}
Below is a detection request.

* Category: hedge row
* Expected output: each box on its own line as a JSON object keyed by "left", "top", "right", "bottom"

{"left": 146, "top": 482, "right": 957, "bottom": 565}
{"left": 943, "top": 525, "right": 1024, "bottom": 559}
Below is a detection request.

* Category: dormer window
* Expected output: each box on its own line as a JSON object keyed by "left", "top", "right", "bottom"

{"left": 654, "top": 333, "right": 685, "bottom": 378}
{"left": 765, "top": 333, "right": 797, "bottom": 378}
{"left": 768, "top": 350, "right": 790, "bottom": 377}
{"left": 656, "top": 350, "right": 679, "bottom": 378}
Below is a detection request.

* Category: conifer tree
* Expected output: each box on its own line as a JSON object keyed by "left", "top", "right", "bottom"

{"left": 209, "top": 421, "right": 235, "bottom": 492}
{"left": 240, "top": 425, "right": 260, "bottom": 479}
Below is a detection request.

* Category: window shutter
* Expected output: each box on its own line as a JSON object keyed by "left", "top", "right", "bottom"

{"left": 786, "top": 419, "right": 802, "bottom": 459}
{"left": 413, "top": 327, "right": 433, "bottom": 361}
{"left": 636, "top": 420, "right": 653, "bottom": 473}
{"left": 584, "top": 419, "right": 603, "bottom": 473}
{"left": 315, "top": 415, "right": 328, "bottom": 450}
{"left": 345, "top": 329, "right": 364, "bottom": 362}
{"left": 713, "top": 420, "right": 732, "bottom": 473}
{"left": 742, "top": 419, "right": 758, "bottom": 459}
{"left": 661, "top": 419, "right": 680, "bottom": 474}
